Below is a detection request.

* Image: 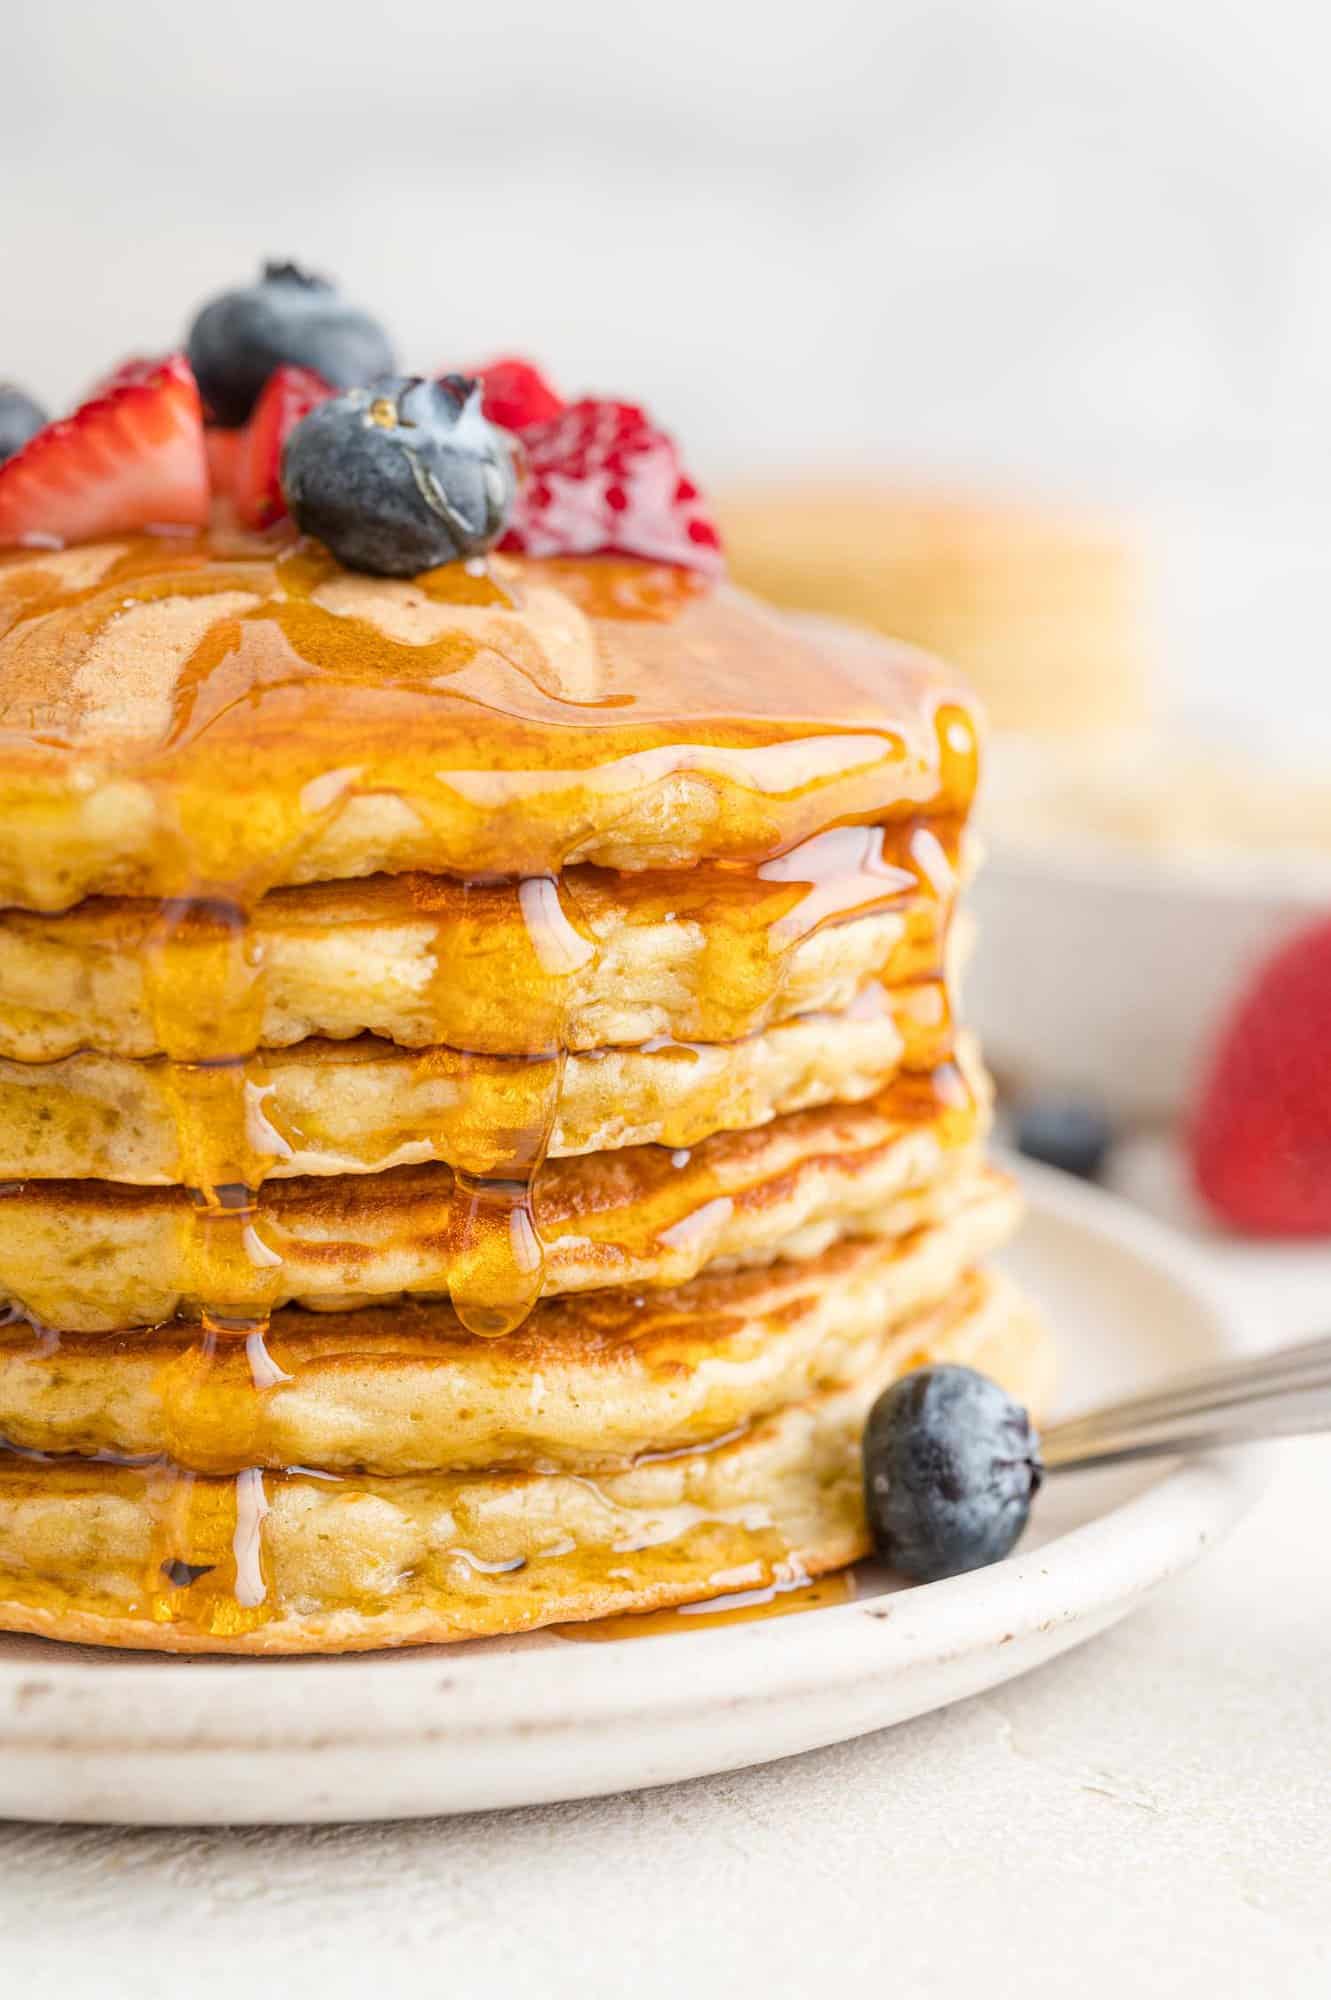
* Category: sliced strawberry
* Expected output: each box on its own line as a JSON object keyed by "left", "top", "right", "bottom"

{"left": 205, "top": 426, "right": 241, "bottom": 495}
{"left": 501, "top": 398, "right": 723, "bottom": 573}
{"left": 232, "top": 364, "right": 333, "bottom": 529}
{"left": 472, "top": 356, "right": 564, "bottom": 433}
{"left": 86, "top": 356, "right": 167, "bottom": 399}
{"left": 1190, "top": 917, "right": 1331, "bottom": 1236}
{"left": 0, "top": 353, "right": 209, "bottom": 550}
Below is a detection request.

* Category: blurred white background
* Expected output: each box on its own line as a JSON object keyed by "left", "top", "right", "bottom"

{"left": 4, "top": 0, "right": 1330, "bottom": 748}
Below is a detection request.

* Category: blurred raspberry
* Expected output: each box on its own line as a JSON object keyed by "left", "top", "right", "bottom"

{"left": 473, "top": 356, "right": 564, "bottom": 433}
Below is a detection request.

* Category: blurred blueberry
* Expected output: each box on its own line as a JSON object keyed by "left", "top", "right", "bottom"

{"left": 1015, "top": 1094, "right": 1113, "bottom": 1180}
{"left": 188, "top": 260, "right": 395, "bottom": 426}
{"left": 0, "top": 385, "right": 48, "bottom": 465}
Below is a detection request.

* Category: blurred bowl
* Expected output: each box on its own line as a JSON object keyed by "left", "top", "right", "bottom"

{"left": 967, "top": 841, "right": 1328, "bottom": 1123}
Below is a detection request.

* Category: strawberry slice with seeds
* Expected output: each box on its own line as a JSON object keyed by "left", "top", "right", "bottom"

{"left": 0, "top": 352, "right": 209, "bottom": 550}
{"left": 501, "top": 398, "right": 723, "bottom": 573}
{"left": 232, "top": 364, "right": 333, "bottom": 529}
{"left": 472, "top": 356, "right": 565, "bottom": 433}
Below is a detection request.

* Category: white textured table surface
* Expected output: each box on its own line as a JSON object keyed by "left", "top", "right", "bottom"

{"left": 2, "top": 1142, "right": 1328, "bottom": 2000}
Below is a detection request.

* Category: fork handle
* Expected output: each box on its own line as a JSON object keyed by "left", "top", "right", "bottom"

{"left": 1039, "top": 1334, "right": 1331, "bottom": 1471}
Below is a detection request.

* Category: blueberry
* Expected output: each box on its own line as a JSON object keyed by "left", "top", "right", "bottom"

{"left": 160, "top": 1558, "right": 215, "bottom": 1588}
{"left": 1015, "top": 1095, "right": 1113, "bottom": 1180}
{"left": 0, "top": 385, "right": 48, "bottom": 466}
{"left": 282, "top": 375, "right": 516, "bottom": 576}
{"left": 863, "top": 1364, "right": 1043, "bottom": 1582}
{"left": 186, "top": 260, "right": 396, "bottom": 427}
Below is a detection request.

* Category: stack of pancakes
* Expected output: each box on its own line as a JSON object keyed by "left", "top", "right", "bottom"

{"left": 0, "top": 529, "right": 1050, "bottom": 1652}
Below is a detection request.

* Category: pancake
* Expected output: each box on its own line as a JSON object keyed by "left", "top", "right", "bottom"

{"left": 0, "top": 826, "right": 961, "bottom": 1064}
{"left": 0, "top": 1166, "right": 1017, "bottom": 1473}
{"left": 0, "top": 1063, "right": 985, "bottom": 1331}
{"left": 0, "top": 1267, "right": 1052, "bottom": 1653}
{"left": 0, "top": 980, "right": 950, "bottom": 1183}
{"left": 0, "top": 535, "right": 979, "bottom": 911}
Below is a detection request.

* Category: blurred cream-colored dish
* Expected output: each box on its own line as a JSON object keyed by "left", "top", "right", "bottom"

{"left": 971, "top": 737, "right": 1331, "bottom": 1118}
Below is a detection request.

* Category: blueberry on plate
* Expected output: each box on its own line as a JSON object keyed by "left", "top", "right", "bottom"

{"left": 0, "top": 385, "right": 48, "bottom": 466}
{"left": 186, "top": 260, "right": 396, "bottom": 427}
{"left": 281, "top": 374, "right": 516, "bottom": 576}
{"left": 1015, "top": 1094, "right": 1113, "bottom": 1181}
{"left": 863, "top": 1364, "right": 1043, "bottom": 1582}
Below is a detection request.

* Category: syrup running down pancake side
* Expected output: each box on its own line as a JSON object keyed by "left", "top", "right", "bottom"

{"left": 0, "top": 524, "right": 984, "bottom": 1642}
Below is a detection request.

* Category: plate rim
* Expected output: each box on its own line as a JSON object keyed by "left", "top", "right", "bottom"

{"left": 0, "top": 1158, "right": 1266, "bottom": 1766}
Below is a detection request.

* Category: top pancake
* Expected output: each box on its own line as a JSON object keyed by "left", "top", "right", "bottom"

{"left": 0, "top": 528, "right": 980, "bottom": 910}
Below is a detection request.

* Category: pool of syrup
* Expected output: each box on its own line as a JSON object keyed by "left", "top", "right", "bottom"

{"left": 552, "top": 1571, "right": 857, "bottom": 1641}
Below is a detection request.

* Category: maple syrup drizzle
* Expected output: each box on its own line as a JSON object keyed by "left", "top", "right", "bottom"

{"left": 438, "top": 872, "right": 597, "bottom": 1337}
{"left": 113, "top": 677, "right": 372, "bottom": 1623}
{"left": 552, "top": 1569, "right": 856, "bottom": 1641}
{"left": 132, "top": 898, "right": 275, "bottom": 1621}
{"left": 0, "top": 534, "right": 980, "bottom": 1639}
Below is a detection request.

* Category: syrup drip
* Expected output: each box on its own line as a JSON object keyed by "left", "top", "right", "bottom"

{"left": 435, "top": 872, "right": 595, "bottom": 1337}
{"left": 119, "top": 707, "right": 374, "bottom": 1614}
{"left": 0, "top": 533, "right": 980, "bottom": 1640}
{"left": 135, "top": 896, "right": 280, "bottom": 1617}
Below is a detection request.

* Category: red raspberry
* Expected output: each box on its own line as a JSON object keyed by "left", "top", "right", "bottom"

{"left": 1190, "top": 917, "right": 1331, "bottom": 1236}
{"left": 501, "top": 398, "right": 722, "bottom": 573}
{"left": 473, "top": 356, "right": 564, "bottom": 433}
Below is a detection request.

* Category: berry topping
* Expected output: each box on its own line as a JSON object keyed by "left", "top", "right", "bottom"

{"left": 205, "top": 426, "right": 240, "bottom": 495}
{"left": 1190, "top": 917, "right": 1331, "bottom": 1236}
{"left": 232, "top": 364, "right": 333, "bottom": 529}
{"left": 86, "top": 356, "right": 168, "bottom": 398}
{"left": 863, "top": 1365, "right": 1043, "bottom": 1582}
{"left": 473, "top": 356, "right": 565, "bottom": 433}
{"left": 186, "top": 260, "right": 396, "bottom": 427}
{"left": 501, "top": 398, "right": 723, "bottom": 573}
{"left": 281, "top": 374, "right": 515, "bottom": 576}
{"left": 1015, "top": 1095, "right": 1113, "bottom": 1181}
{"left": 0, "top": 386, "right": 48, "bottom": 468}
{"left": 0, "top": 352, "right": 209, "bottom": 551}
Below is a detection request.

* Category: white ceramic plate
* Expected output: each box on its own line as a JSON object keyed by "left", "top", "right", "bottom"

{"left": 0, "top": 1160, "right": 1262, "bottom": 1826}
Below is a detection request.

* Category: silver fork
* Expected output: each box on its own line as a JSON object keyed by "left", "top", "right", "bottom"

{"left": 1039, "top": 1334, "right": 1331, "bottom": 1471}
